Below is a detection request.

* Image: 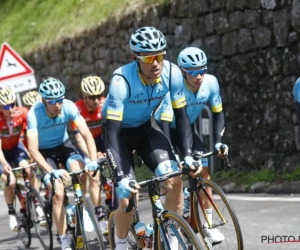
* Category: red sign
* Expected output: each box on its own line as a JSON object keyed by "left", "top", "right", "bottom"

{"left": 0, "top": 42, "right": 34, "bottom": 81}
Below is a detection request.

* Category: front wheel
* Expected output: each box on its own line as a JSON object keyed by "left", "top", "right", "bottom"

{"left": 157, "top": 211, "right": 204, "bottom": 250}
{"left": 27, "top": 187, "right": 53, "bottom": 250}
{"left": 76, "top": 197, "right": 105, "bottom": 250}
{"left": 192, "top": 179, "right": 243, "bottom": 250}
{"left": 108, "top": 210, "right": 138, "bottom": 250}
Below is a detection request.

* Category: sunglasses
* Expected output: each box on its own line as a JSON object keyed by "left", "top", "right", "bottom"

{"left": 136, "top": 51, "right": 166, "bottom": 64}
{"left": 87, "top": 95, "right": 102, "bottom": 101}
{"left": 45, "top": 97, "right": 64, "bottom": 105}
{"left": 3, "top": 103, "right": 15, "bottom": 110}
{"left": 182, "top": 67, "right": 207, "bottom": 77}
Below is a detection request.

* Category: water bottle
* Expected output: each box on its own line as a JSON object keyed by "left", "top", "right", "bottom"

{"left": 71, "top": 205, "right": 76, "bottom": 227}
{"left": 183, "top": 188, "right": 190, "bottom": 219}
{"left": 65, "top": 203, "right": 75, "bottom": 227}
{"left": 134, "top": 222, "right": 146, "bottom": 248}
{"left": 145, "top": 223, "right": 154, "bottom": 250}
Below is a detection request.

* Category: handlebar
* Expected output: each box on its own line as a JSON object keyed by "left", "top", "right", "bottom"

{"left": 6, "top": 162, "right": 37, "bottom": 187}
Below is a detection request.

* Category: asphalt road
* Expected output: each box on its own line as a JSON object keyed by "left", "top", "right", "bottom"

{"left": 0, "top": 191, "right": 300, "bottom": 250}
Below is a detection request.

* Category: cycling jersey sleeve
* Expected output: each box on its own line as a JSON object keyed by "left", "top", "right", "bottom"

{"left": 209, "top": 76, "right": 223, "bottom": 113}
{"left": 169, "top": 64, "right": 193, "bottom": 157}
{"left": 66, "top": 100, "right": 84, "bottom": 126}
{"left": 27, "top": 108, "right": 38, "bottom": 136}
{"left": 105, "top": 75, "right": 130, "bottom": 182}
{"left": 213, "top": 112, "right": 225, "bottom": 143}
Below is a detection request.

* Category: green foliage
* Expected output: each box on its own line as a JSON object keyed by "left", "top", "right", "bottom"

{"left": 212, "top": 166, "right": 300, "bottom": 188}
{"left": 0, "top": 0, "right": 163, "bottom": 55}
{"left": 282, "top": 166, "right": 300, "bottom": 181}
{"left": 134, "top": 164, "right": 153, "bottom": 183}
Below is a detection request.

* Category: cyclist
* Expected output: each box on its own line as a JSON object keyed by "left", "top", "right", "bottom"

{"left": 22, "top": 90, "right": 42, "bottom": 108}
{"left": 71, "top": 75, "right": 111, "bottom": 232}
{"left": 155, "top": 47, "right": 228, "bottom": 244}
{"left": 293, "top": 77, "right": 300, "bottom": 122}
{"left": 26, "top": 77, "right": 98, "bottom": 250}
{"left": 102, "top": 26, "right": 201, "bottom": 250}
{"left": 0, "top": 88, "right": 43, "bottom": 231}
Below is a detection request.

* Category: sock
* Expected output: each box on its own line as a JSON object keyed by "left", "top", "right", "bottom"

{"left": 59, "top": 234, "right": 71, "bottom": 250}
{"left": 115, "top": 235, "right": 128, "bottom": 250}
{"left": 205, "top": 208, "right": 213, "bottom": 226}
{"left": 7, "top": 204, "right": 15, "bottom": 214}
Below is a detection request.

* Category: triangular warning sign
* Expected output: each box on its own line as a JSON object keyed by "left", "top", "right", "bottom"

{"left": 0, "top": 42, "right": 34, "bottom": 81}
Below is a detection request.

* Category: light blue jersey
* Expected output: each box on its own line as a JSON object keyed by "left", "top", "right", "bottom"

{"left": 293, "top": 78, "right": 300, "bottom": 102}
{"left": 155, "top": 74, "right": 223, "bottom": 128}
{"left": 102, "top": 60, "right": 186, "bottom": 127}
{"left": 27, "top": 100, "right": 84, "bottom": 149}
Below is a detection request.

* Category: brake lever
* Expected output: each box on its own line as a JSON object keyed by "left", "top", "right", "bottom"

{"left": 124, "top": 181, "right": 137, "bottom": 213}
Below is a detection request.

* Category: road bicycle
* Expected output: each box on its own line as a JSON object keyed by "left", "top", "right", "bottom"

{"left": 108, "top": 168, "right": 205, "bottom": 250}
{"left": 183, "top": 150, "right": 243, "bottom": 250}
{"left": 48, "top": 168, "right": 105, "bottom": 250}
{"left": 8, "top": 163, "right": 53, "bottom": 249}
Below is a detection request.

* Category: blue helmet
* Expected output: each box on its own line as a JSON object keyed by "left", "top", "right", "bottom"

{"left": 177, "top": 47, "right": 207, "bottom": 68}
{"left": 129, "top": 26, "right": 167, "bottom": 53}
{"left": 39, "top": 77, "right": 65, "bottom": 99}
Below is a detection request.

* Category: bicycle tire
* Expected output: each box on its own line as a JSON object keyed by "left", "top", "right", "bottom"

{"left": 76, "top": 196, "right": 105, "bottom": 250}
{"left": 192, "top": 179, "right": 243, "bottom": 250}
{"left": 157, "top": 211, "right": 204, "bottom": 250}
{"left": 27, "top": 186, "right": 53, "bottom": 250}
{"left": 108, "top": 210, "right": 138, "bottom": 250}
{"left": 14, "top": 184, "right": 31, "bottom": 248}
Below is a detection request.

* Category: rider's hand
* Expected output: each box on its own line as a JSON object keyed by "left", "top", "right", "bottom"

{"left": 49, "top": 169, "right": 70, "bottom": 183}
{"left": 2, "top": 164, "right": 12, "bottom": 175}
{"left": 215, "top": 142, "right": 229, "bottom": 158}
{"left": 116, "top": 178, "right": 139, "bottom": 199}
{"left": 184, "top": 156, "right": 202, "bottom": 178}
{"left": 85, "top": 160, "right": 98, "bottom": 172}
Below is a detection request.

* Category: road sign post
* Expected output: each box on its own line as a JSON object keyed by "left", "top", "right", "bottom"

{"left": 0, "top": 42, "right": 37, "bottom": 106}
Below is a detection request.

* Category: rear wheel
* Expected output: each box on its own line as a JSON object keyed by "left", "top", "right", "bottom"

{"left": 192, "top": 179, "right": 243, "bottom": 250}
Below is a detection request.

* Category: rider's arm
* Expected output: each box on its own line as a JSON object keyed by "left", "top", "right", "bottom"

{"left": 209, "top": 75, "right": 225, "bottom": 143}
{"left": 154, "top": 93, "right": 173, "bottom": 141}
{"left": 0, "top": 135, "right": 8, "bottom": 167}
{"left": 76, "top": 119, "right": 97, "bottom": 161}
{"left": 74, "top": 131, "right": 90, "bottom": 158}
{"left": 26, "top": 110, "right": 53, "bottom": 173}
{"left": 293, "top": 78, "right": 300, "bottom": 123}
{"left": 169, "top": 64, "right": 193, "bottom": 157}
{"left": 104, "top": 74, "right": 129, "bottom": 182}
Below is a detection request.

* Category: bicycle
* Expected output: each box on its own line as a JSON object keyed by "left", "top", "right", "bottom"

{"left": 108, "top": 168, "right": 205, "bottom": 250}
{"left": 48, "top": 168, "right": 105, "bottom": 250}
{"left": 183, "top": 150, "right": 243, "bottom": 250}
{"left": 7, "top": 163, "right": 53, "bottom": 249}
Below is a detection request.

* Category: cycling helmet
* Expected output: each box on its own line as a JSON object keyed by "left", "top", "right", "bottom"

{"left": 22, "top": 91, "right": 42, "bottom": 106}
{"left": 177, "top": 47, "right": 207, "bottom": 68}
{"left": 0, "top": 88, "right": 16, "bottom": 105}
{"left": 39, "top": 77, "right": 65, "bottom": 99}
{"left": 129, "top": 26, "right": 167, "bottom": 53}
{"left": 81, "top": 76, "right": 105, "bottom": 95}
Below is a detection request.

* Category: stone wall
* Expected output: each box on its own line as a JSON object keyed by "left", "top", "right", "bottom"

{"left": 24, "top": 0, "right": 300, "bottom": 171}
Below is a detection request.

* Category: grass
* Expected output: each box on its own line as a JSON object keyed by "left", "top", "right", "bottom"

{"left": 212, "top": 166, "right": 300, "bottom": 189}
{"left": 0, "top": 0, "right": 164, "bottom": 55}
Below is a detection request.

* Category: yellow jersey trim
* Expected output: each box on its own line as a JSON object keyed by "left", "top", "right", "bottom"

{"left": 172, "top": 97, "right": 186, "bottom": 109}
{"left": 138, "top": 71, "right": 161, "bottom": 86}
{"left": 107, "top": 110, "right": 123, "bottom": 121}
{"left": 212, "top": 104, "right": 223, "bottom": 113}
{"left": 161, "top": 113, "right": 173, "bottom": 122}
{"left": 27, "top": 129, "right": 38, "bottom": 136}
